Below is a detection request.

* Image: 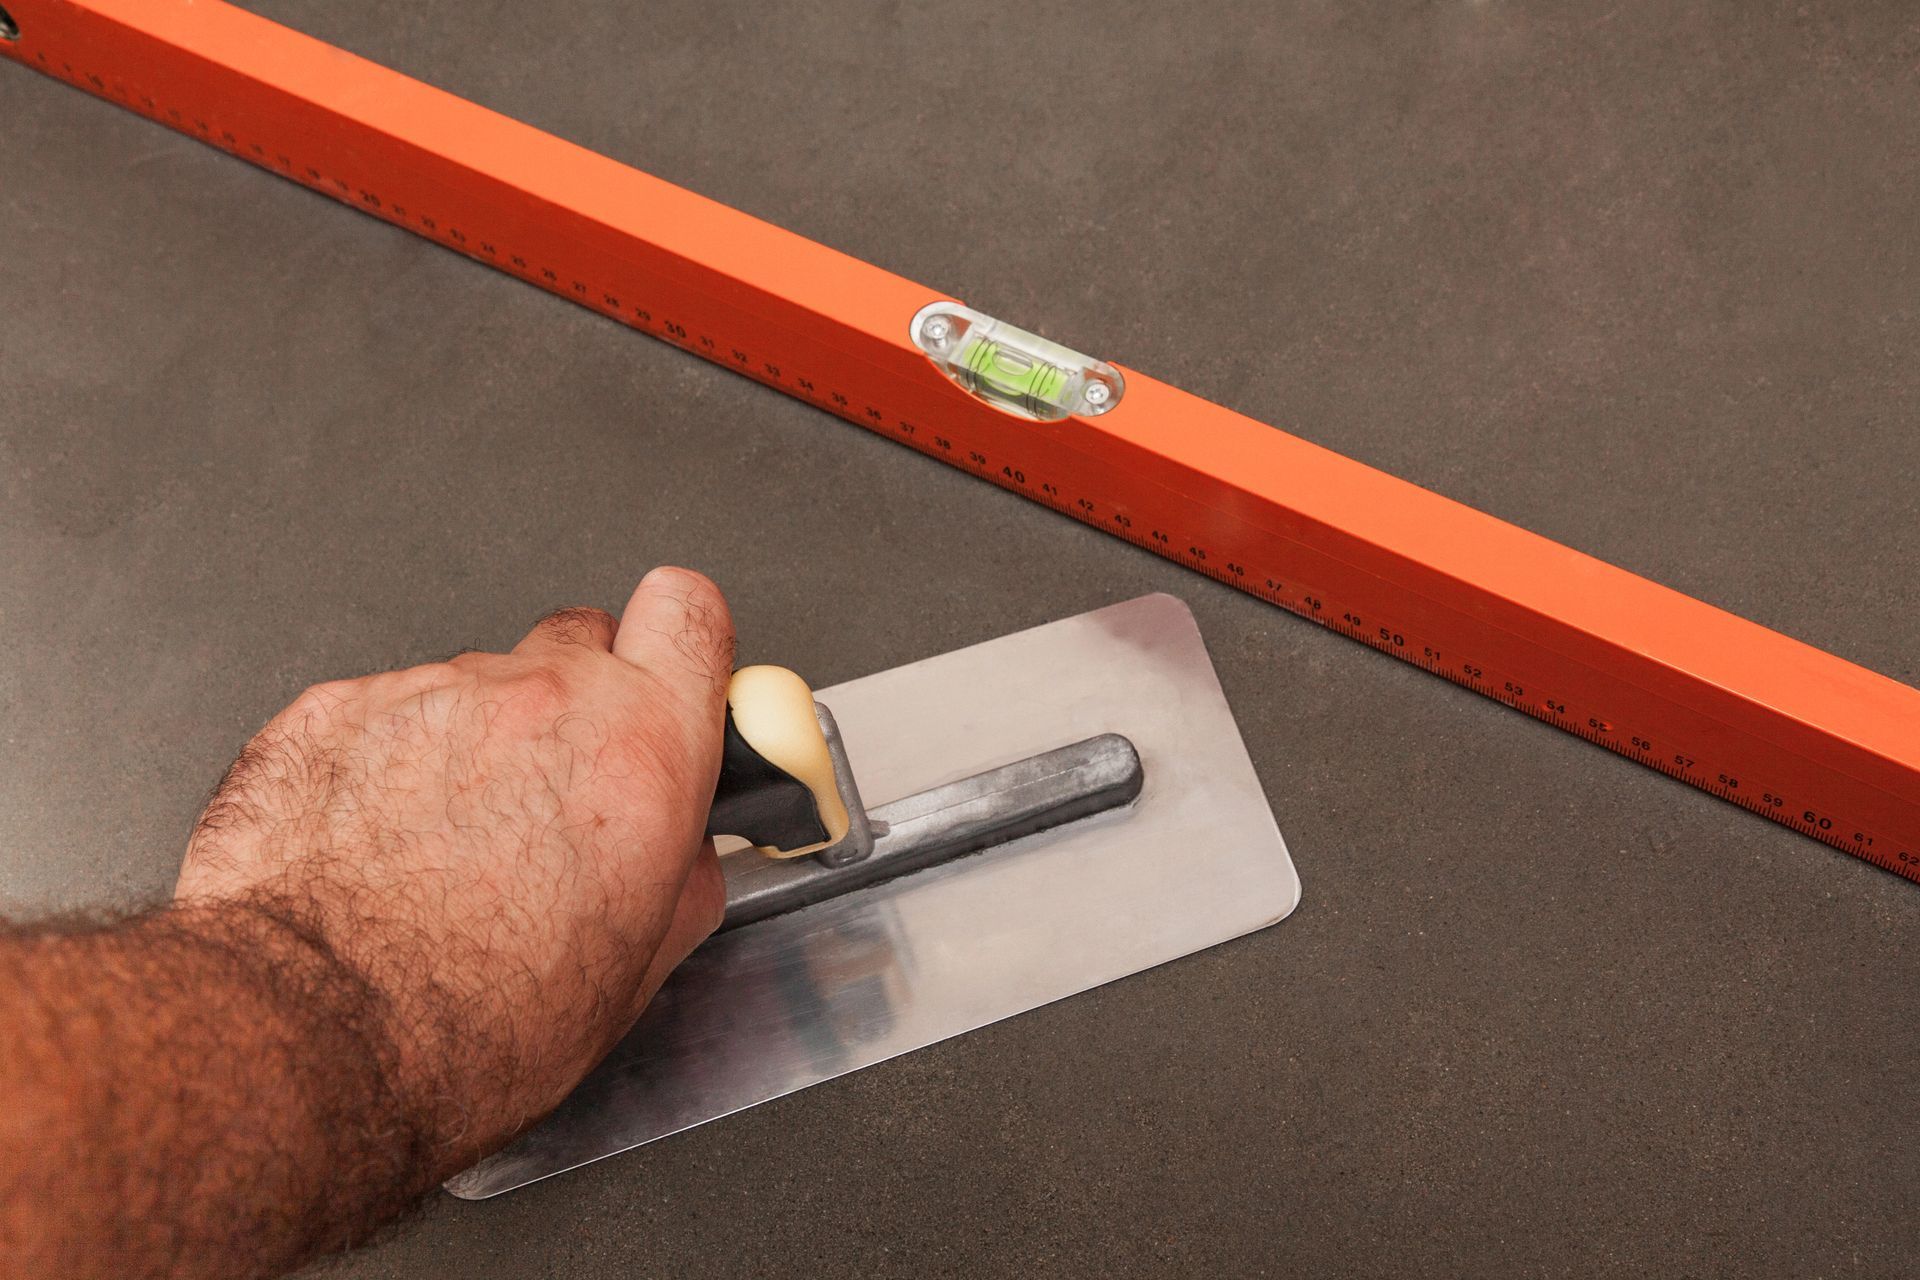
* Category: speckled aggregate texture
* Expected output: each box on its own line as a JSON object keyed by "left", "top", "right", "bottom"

{"left": 1, "top": 2, "right": 1916, "bottom": 1276}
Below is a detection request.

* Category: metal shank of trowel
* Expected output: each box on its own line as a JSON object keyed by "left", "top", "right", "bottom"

{"left": 720, "top": 730, "right": 1145, "bottom": 930}
{"left": 807, "top": 702, "right": 881, "bottom": 869}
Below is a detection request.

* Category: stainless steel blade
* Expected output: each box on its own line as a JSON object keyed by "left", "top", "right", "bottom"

{"left": 446, "top": 592, "right": 1299, "bottom": 1198}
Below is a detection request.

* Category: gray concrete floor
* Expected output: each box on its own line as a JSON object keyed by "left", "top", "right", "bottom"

{"left": 3, "top": 2, "right": 1917, "bottom": 1275}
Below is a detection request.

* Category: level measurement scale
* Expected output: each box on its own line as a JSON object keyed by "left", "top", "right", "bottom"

{"left": 4, "top": 0, "right": 1917, "bottom": 884}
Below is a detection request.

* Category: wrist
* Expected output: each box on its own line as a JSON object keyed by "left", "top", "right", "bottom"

{"left": 193, "top": 886, "right": 521, "bottom": 1180}
{"left": 171, "top": 895, "right": 449, "bottom": 1185}
{"left": 1, "top": 899, "right": 444, "bottom": 1276}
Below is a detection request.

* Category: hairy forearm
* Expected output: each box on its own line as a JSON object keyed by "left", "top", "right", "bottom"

{"left": 0, "top": 900, "right": 437, "bottom": 1279}
{"left": 0, "top": 572, "right": 732, "bottom": 1276}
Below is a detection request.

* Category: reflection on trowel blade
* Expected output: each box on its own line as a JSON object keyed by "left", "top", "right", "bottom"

{"left": 447, "top": 593, "right": 1300, "bottom": 1199}
{"left": 552, "top": 905, "right": 915, "bottom": 1147}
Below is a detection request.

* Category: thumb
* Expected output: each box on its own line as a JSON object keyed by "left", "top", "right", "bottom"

{"left": 612, "top": 567, "right": 736, "bottom": 713}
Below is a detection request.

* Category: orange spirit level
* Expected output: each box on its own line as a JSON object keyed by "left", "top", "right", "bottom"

{"left": 5, "top": 0, "right": 1917, "bottom": 883}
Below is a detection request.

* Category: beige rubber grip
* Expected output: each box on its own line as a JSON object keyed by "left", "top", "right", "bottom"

{"left": 726, "top": 666, "right": 852, "bottom": 858}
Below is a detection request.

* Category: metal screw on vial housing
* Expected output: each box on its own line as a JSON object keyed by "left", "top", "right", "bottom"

{"left": 910, "top": 301, "right": 1125, "bottom": 423}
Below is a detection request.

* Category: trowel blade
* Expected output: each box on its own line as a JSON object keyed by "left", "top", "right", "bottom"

{"left": 446, "top": 593, "right": 1300, "bottom": 1199}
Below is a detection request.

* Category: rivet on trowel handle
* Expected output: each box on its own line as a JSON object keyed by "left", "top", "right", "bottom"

{"left": 719, "top": 733, "right": 1145, "bottom": 930}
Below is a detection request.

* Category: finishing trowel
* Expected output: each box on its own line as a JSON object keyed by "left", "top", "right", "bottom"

{"left": 446, "top": 593, "right": 1299, "bottom": 1198}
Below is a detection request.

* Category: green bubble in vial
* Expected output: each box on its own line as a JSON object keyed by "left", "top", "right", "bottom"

{"left": 959, "top": 335, "right": 1069, "bottom": 411}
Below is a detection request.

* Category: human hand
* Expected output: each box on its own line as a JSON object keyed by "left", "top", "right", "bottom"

{"left": 172, "top": 567, "right": 733, "bottom": 1173}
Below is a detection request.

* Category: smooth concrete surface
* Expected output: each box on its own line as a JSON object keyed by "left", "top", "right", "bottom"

{"left": 2, "top": 3, "right": 1916, "bottom": 1275}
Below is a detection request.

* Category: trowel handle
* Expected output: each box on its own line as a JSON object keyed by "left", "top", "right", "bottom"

{"left": 705, "top": 666, "right": 852, "bottom": 859}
